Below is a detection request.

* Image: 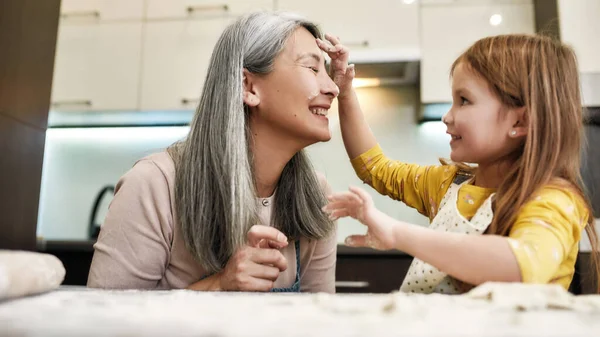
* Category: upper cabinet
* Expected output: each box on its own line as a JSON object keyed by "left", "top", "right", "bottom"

{"left": 60, "top": 0, "right": 144, "bottom": 21}
{"left": 51, "top": 0, "right": 538, "bottom": 112}
{"left": 276, "top": 0, "right": 420, "bottom": 63}
{"left": 558, "top": 0, "right": 600, "bottom": 73}
{"left": 145, "top": 0, "right": 274, "bottom": 20}
{"left": 139, "top": 20, "right": 227, "bottom": 111}
{"left": 51, "top": 1, "right": 144, "bottom": 112}
{"left": 420, "top": 1, "right": 535, "bottom": 103}
{"left": 139, "top": 0, "right": 274, "bottom": 111}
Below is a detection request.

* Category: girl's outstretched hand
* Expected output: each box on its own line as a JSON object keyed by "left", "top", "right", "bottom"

{"left": 323, "top": 186, "right": 396, "bottom": 250}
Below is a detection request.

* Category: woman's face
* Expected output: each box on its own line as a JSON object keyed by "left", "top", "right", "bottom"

{"left": 244, "top": 27, "right": 339, "bottom": 146}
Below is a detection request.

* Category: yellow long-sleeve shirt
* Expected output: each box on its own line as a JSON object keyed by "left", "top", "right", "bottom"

{"left": 351, "top": 144, "right": 589, "bottom": 290}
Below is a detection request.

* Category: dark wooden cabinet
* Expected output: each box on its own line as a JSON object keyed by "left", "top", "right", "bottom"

{"left": 335, "top": 250, "right": 412, "bottom": 293}
{"left": 38, "top": 240, "right": 95, "bottom": 286}
{"left": 572, "top": 252, "right": 599, "bottom": 295}
{"left": 40, "top": 241, "right": 414, "bottom": 291}
{"left": 0, "top": 0, "right": 60, "bottom": 251}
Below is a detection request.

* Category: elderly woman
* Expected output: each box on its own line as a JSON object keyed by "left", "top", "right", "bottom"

{"left": 87, "top": 11, "right": 340, "bottom": 293}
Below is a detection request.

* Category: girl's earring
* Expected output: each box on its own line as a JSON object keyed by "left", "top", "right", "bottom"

{"left": 510, "top": 130, "right": 517, "bottom": 137}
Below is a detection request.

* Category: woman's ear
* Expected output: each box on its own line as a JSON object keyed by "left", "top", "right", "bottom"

{"left": 510, "top": 106, "right": 528, "bottom": 138}
{"left": 242, "top": 69, "right": 260, "bottom": 107}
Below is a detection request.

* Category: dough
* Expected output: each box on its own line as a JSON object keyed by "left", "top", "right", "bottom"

{"left": 465, "top": 282, "right": 577, "bottom": 310}
{"left": 0, "top": 250, "right": 65, "bottom": 300}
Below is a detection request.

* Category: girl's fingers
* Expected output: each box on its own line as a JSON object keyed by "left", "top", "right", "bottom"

{"left": 322, "top": 201, "right": 359, "bottom": 214}
{"left": 327, "top": 191, "right": 361, "bottom": 204}
{"left": 316, "top": 38, "right": 335, "bottom": 53}
{"left": 324, "top": 33, "right": 342, "bottom": 46}
{"left": 349, "top": 186, "right": 372, "bottom": 205}
{"left": 328, "top": 209, "right": 350, "bottom": 221}
{"left": 344, "top": 235, "right": 368, "bottom": 247}
{"left": 345, "top": 189, "right": 364, "bottom": 205}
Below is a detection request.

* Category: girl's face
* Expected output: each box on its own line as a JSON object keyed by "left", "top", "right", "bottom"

{"left": 244, "top": 27, "right": 339, "bottom": 147}
{"left": 443, "top": 62, "right": 527, "bottom": 165}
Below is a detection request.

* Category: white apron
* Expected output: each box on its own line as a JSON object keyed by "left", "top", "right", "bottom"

{"left": 400, "top": 176, "right": 495, "bottom": 294}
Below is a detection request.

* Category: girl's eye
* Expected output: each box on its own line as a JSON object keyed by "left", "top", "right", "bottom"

{"left": 460, "top": 96, "right": 469, "bottom": 105}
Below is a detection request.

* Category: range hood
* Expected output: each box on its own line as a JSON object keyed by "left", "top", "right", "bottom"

{"left": 350, "top": 60, "right": 420, "bottom": 87}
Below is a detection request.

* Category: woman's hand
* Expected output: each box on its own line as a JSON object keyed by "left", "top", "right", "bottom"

{"left": 217, "top": 225, "right": 289, "bottom": 292}
{"left": 323, "top": 186, "right": 397, "bottom": 250}
{"left": 316, "top": 34, "right": 355, "bottom": 97}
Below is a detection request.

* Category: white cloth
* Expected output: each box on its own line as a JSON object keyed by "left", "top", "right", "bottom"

{"left": 400, "top": 179, "right": 495, "bottom": 294}
{"left": 0, "top": 250, "right": 65, "bottom": 300}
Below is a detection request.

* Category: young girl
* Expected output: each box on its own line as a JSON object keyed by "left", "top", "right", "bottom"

{"left": 317, "top": 34, "right": 600, "bottom": 294}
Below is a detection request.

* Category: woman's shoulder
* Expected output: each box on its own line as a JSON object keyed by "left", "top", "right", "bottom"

{"left": 136, "top": 151, "right": 175, "bottom": 177}
{"left": 117, "top": 151, "right": 175, "bottom": 193}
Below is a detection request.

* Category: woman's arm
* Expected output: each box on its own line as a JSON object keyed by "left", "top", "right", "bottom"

{"left": 87, "top": 160, "right": 172, "bottom": 289}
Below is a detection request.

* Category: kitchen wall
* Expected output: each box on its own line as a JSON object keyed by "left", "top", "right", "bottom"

{"left": 37, "top": 85, "right": 451, "bottom": 243}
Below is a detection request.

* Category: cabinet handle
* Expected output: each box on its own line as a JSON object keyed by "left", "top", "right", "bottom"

{"left": 345, "top": 40, "right": 369, "bottom": 48}
{"left": 61, "top": 11, "right": 100, "bottom": 19}
{"left": 186, "top": 4, "right": 230, "bottom": 15}
{"left": 335, "top": 281, "right": 370, "bottom": 288}
{"left": 181, "top": 98, "right": 199, "bottom": 105}
{"left": 51, "top": 100, "right": 92, "bottom": 107}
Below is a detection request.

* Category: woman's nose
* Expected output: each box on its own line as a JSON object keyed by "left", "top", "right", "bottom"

{"left": 320, "top": 73, "right": 339, "bottom": 98}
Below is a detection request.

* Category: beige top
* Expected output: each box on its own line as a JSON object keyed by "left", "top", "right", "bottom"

{"left": 87, "top": 152, "right": 337, "bottom": 293}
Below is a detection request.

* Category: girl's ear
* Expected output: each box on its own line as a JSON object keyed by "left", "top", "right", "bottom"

{"left": 510, "top": 106, "right": 528, "bottom": 138}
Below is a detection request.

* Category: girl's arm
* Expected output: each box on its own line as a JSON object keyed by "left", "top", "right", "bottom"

{"left": 317, "top": 35, "right": 376, "bottom": 159}
{"left": 317, "top": 35, "right": 455, "bottom": 219}
{"left": 324, "top": 186, "right": 521, "bottom": 286}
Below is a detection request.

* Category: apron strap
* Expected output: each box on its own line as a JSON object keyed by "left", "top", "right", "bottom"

{"left": 452, "top": 171, "right": 473, "bottom": 185}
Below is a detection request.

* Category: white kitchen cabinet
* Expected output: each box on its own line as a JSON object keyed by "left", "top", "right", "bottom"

{"left": 420, "top": 3, "right": 535, "bottom": 103}
{"left": 558, "top": 0, "right": 600, "bottom": 73}
{"left": 276, "top": 0, "right": 420, "bottom": 63}
{"left": 51, "top": 22, "right": 143, "bottom": 111}
{"left": 60, "top": 0, "right": 144, "bottom": 21}
{"left": 420, "top": 0, "right": 532, "bottom": 4}
{"left": 140, "top": 0, "right": 274, "bottom": 110}
{"left": 145, "top": 0, "right": 274, "bottom": 20}
{"left": 139, "top": 20, "right": 228, "bottom": 111}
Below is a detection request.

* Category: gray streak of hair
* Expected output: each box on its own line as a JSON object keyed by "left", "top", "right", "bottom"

{"left": 168, "top": 11, "right": 335, "bottom": 273}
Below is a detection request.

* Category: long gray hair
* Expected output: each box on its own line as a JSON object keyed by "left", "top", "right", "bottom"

{"left": 168, "top": 11, "right": 335, "bottom": 274}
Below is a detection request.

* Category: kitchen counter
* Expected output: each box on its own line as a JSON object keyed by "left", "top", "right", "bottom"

{"left": 2, "top": 283, "right": 599, "bottom": 336}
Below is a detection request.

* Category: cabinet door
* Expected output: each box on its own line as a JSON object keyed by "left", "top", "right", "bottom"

{"left": 60, "top": 0, "right": 144, "bottom": 21}
{"left": 420, "top": 3, "right": 534, "bottom": 103}
{"left": 276, "top": 0, "right": 420, "bottom": 63}
{"left": 558, "top": 0, "right": 600, "bottom": 73}
{"left": 145, "top": 0, "right": 274, "bottom": 20}
{"left": 51, "top": 22, "right": 143, "bottom": 111}
{"left": 139, "top": 20, "right": 227, "bottom": 111}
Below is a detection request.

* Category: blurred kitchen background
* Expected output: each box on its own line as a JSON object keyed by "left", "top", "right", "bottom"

{"left": 2, "top": 0, "right": 599, "bottom": 293}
